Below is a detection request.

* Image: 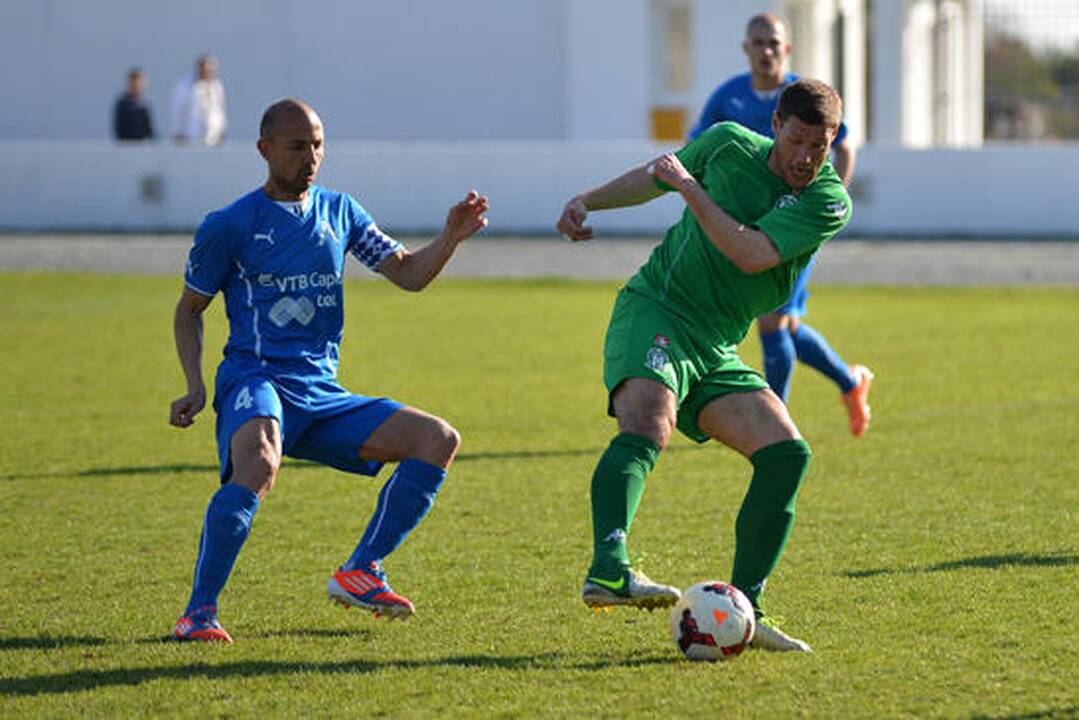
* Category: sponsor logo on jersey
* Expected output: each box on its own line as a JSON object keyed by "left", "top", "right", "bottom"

{"left": 256, "top": 271, "right": 343, "bottom": 293}
{"left": 268, "top": 296, "right": 316, "bottom": 327}
{"left": 826, "top": 200, "right": 848, "bottom": 219}
{"left": 254, "top": 229, "right": 275, "bottom": 245}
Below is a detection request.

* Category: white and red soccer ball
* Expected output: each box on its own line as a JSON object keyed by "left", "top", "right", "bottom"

{"left": 669, "top": 581, "right": 755, "bottom": 661}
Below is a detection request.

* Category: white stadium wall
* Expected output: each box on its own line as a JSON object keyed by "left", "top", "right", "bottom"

{"left": 0, "top": 0, "right": 1073, "bottom": 237}
{"left": 1, "top": 140, "right": 1077, "bottom": 237}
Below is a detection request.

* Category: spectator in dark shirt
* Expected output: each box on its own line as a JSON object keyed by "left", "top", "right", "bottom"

{"left": 114, "top": 68, "right": 155, "bottom": 141}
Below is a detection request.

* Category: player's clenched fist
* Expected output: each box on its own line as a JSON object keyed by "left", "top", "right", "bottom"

{"left": 170, "top": 389, "right": 205, "bottom": 428}
{"left": 646, "top": 153, "right": 695, "bottom": 192}
{"left": 557, "top": 197, "right": 593, "bottom": 242}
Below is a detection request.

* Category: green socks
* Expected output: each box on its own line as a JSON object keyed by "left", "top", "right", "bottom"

{"left": 588, "top": 433, "right": 660, "bottom": 578}
{"left": 730, "top": 439, "right": 812, "bottom": 607}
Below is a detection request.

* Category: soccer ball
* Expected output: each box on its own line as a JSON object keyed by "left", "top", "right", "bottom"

{"left": 669, "top": 581, "right": 755, "bottom": 661}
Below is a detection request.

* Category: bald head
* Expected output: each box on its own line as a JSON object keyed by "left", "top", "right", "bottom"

{"left": 259, "top": 99, "right": 321, "bottom": 140}
{"left": 743, "top": 13, "right": 791, "bottom": 89}
{"left": 746, "top": 13, "right": 787, "bottom": 38}
{"left": 258, "top": 98, "right": 325, "bottom": 201}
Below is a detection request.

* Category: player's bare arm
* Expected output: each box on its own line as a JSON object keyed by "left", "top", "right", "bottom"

{"left": 647, "top": 153, "right": 781, "bottom": 273}
{"left": 831, "top": 139, "right": 856, "bottom": 186}
{"left": 170, "top": 287, "right": 213, "bottom": 427}
{"left": 557, "top": 163, "right": 666, "bottom": 242}
{"left": 378, "top": 190, "right": 489, "bottom": 292}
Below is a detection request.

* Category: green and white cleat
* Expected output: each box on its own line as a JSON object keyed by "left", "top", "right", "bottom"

{"left": 750, "top": 614, "right": 812, "bottom": 652}
{"left": 581, "top": 568, "right": 681, "bottom": 611}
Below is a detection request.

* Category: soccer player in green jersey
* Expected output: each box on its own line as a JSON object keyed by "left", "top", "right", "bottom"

{"left": 556, "top": 79, "right": 851, "bottom": 652}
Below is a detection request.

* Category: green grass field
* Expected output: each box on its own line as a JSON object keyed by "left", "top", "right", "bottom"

{"left": 1, "top": 272, "right": 1076, "bottom": 718}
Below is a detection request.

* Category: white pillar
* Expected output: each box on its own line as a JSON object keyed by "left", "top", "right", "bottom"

{"left": 870, "top": 0, "right": 902, "bottom": 145}
{"left": 837, "top": 0, "right": 867, "bottom": 145}
{"left": 961, "top": 0, "right": 985, "bottom": 146}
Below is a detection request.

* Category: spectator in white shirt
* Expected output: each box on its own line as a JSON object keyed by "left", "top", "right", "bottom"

{"left": 171, "top": 54, "right": 227, "bottom": 145}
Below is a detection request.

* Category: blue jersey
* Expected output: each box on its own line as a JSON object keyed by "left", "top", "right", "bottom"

{"left": 184, "top": 185, "right": 403, "bottom": 379}
{"left": 688, "top": 72, "right": 848, "bottom": 145}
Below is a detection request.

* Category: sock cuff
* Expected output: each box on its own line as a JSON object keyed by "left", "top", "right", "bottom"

{"left": 749, "top": 439, "right": 812, "bottom": 467}
{"left": 611, "top": 432, "right": 661, "bottom": 466}
{"left": 759, "top": 327, "right": 790, "bottom": 342}
{"left": 217, "top": 482, "right": 260, "bottom": 509}
{"left": 395, "top": 458, "right": 447, "bottom": 494}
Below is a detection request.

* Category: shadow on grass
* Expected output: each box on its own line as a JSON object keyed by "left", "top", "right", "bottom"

{"left": 0, "top": 650, "right": 674, "bottom": 697}
{"left": 0, "top": 636, "right": 108, "bottom": 651}
{"left": 1, "top": 445, "right": 708, "bottom": 481}
{"left": 843, "top": 552, "right": 1078, "bottom": 579}
{"left": 253, "top": 627, "right": 376, "bottom": 641}
{"left": 971, "top": 707, "right": 1079, "bottom": 720}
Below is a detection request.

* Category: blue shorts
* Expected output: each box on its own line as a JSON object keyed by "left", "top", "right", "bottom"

{"left": 776, "top": 255, "right": 816, "bottom": 317}
{"left": 212, "top": 361, "right": 403, "bottom": 483}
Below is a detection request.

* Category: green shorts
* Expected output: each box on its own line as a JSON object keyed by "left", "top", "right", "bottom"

{"left": 602, "top": 288, "right": 767, "bottom": 442}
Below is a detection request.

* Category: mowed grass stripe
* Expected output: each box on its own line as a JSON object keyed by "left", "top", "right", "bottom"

{"left": 1, "top": 273, "right": 1076, "bottom": 718}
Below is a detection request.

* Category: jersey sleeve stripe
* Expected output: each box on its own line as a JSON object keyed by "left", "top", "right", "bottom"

{"left": 184, "top": 280, "right": 217, "bottom": 297}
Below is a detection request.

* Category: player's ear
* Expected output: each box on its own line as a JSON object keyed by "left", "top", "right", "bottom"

{"left": 742, "top": 38, "right": 751, "bottom": 57}
{"left": 771, "top": 112, "right": 781, "bottom": 136}
{"left": 256, "top": 137, "right": 270, "bottom": 161}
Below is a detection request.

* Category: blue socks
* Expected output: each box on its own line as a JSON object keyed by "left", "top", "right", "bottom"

{"left": 791, "top": 323, "right": 856, "bottom": 393}
{"left": 760, "top": 323, "right": 857, "bottom": 400}
{"left": 344, "top": 459, "right": 446, "bottom": 570}
{"left": 759, "top": 328, "right": 796, "bottom": 401}
{"left": 185, "top": 483, "right": 260, "bottom": 614}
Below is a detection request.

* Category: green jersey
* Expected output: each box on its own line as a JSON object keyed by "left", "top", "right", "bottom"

{"left": 626, "top": 121, "right": 852, "bottom": 347}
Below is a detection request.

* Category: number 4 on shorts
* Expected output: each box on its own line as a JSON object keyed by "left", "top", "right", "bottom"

{"left": 234, "top": 386, "right": 254, "bottom": 411}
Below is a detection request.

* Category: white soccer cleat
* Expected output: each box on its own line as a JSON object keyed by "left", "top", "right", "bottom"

{"left": 581, "top": 568, "right": 681, "bottom": 610}
{"left": 751, "top": 615, "right": 812, "bottom": 652}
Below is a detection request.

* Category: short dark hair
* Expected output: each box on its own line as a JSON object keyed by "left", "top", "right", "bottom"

{"left": 776, "top": 79, "right": 843, "bottom": 129}
{"left": 127, "top": 67, "right": 144, "bottom": 80}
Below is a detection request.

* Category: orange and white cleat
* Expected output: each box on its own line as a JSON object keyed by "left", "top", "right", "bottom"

{"left": 327, "top": 562, "right": 414, "bottom": 620}
{"left": 842, "top": 365, "right": 874, "bottom": 437}
{"left": 172, "top": 606, "right": 233, "bottom": 643}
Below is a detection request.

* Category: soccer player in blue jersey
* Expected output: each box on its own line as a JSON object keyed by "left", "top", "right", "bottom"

{"left": 169, "top": 99, "right": 489, "bottom": 643}
{"left": 690, "top": 13, "right": 873, "bottom": 437}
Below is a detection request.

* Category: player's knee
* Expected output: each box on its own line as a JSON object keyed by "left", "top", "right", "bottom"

{"left": 233, "top": 439, "right": 281, "bottom": 495}
{"left": 620, "top": 415, "right": 674, "bottom": 451}
{"left": 426, "top": 418, "right": 461, "bottom": 467}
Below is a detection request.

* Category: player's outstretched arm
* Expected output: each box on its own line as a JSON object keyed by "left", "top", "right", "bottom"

{"left": 557, "top": 163, "right": 666, "bottom": 242}
{"left": 170, "top": 288, "right": 213, "bottom": 428}
{"left": 647, "top": 153, "right": 781, "bottom": 273}
{"left": 378, "top": 191, "right": 489, "bottom": 292}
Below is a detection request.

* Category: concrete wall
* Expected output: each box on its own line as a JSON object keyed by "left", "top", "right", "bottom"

{"left": 2, "top": 140, "right": 1075, "bottom": 237}
{"left": 0, "top": 0, "right": 568, "bottom": 141}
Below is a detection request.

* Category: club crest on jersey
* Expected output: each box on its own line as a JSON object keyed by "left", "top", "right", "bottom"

{"left": 318, "top": 221, "right": 340, "bottom": 247}
{"left": 653, "top": 333, "right": 670, "bottom": 348}
{"left": 774, "top": 194, "right": 798, "bottom": 210}
{"left": 645, "top": 346, "right": 671, "bottom": 374}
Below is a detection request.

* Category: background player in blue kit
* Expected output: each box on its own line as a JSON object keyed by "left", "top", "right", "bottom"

{"left": 169, "top": 98, "right": 489, "bottom": 642}
{"left": 690, "top": 13, "right": 873, "bottom": 437}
